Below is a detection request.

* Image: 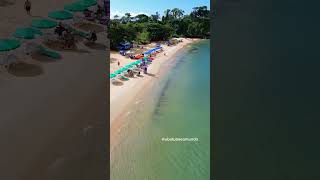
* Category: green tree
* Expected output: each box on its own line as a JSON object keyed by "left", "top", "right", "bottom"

{"left": 135, "top": 14, "right": 150, "bottom": 23}
{"left": 121, "top": 13, "right": 132, "bottom": 24}
{"left": 136, "top": 30, "right": 150, "bottom": 44}
{"left": 150, "top": 12, "right": 160, "bottom": 22}
{"left": 171, "top": 8, "right": 184, "bottom": 19}
{"left": 146, "top": 23, "right": 174, "bottom": 41}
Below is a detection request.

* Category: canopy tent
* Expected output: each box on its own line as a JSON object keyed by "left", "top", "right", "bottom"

{"left": 143, "top": 47, "right": 162, "bottom": 55}
{"left": 13, "top": 28, "right": 42, "bottom": 39}
{"left": 64, "top": 3, "right": 88, "bottom": 12}
{"left": 118, "top": 42, "right": 132, "bottom": 50}
{"left": 31, "top": 19, "right": 57, "bottom": 29}
{"left": 48, "top": 10, "right": 73, "bottom": 20}
{"left": 0, "top": 39, "right": 21, "bottom": 51}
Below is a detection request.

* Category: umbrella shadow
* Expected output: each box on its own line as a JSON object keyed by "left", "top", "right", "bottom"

{"left": 84, "top": 42, "right": 107, "bottom": 50}
{"left": 44, "top": 41, "right": 90, "bottom": 53}
{"left": 8, "top": 62, "right": 44, "bottom": 77}
{"left": 145, "top": 73, "right": 157, "bottom": 78}
{"left": 0, "top": 0, "right": 14, "bottom": 7}
{"left": 110, "top": 58, "right": 117, "bottom": 63}
{"left": 75, "top": 22, "right": 105, "bottom": 33}
{"left": 31, "top": 15, "right": 44, "bottom": 18}
{"left": 112, "top": 81, "right": 123, "bottom": 86}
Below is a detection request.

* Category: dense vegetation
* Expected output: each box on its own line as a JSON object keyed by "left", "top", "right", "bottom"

{"left": 108, "top": 6, "right": 210, "bottom": 50}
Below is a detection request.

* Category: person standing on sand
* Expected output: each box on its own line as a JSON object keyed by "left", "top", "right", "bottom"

{"left": 117, "top": 61, "right": 120, "bottom": 66}
{"left": 24, "top": 0, "right": 31, "bottom": 15}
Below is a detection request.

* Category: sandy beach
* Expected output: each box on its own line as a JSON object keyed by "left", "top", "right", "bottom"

{"left": 0, "top": 1, "right": 107, "bottom": 180}
{"left": 110, "top": 38, "right": 199, "bottom": 148}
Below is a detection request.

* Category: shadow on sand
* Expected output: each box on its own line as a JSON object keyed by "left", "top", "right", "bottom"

{"left": 0, "top": 0, "right": 14, "bottom": 7}
{"left": 44, "top": 41, "right": 90, "bottom": 53}
{"left": 84, "top": 42, "right": 107, "bottom": 50}
{"left": 75, "top": 22, "right": 105, "bottom": 33}
{"left": 30, "top": 52, "right": 61, "bottom": 63}
{"left": 146, "top": 73, "right": 157, "bottom": 77}
{"left": 112, "top": 81, "right": 124, "bottom": 86}
{"left": 8, "top": 62, "right": 43, "bottom": 77}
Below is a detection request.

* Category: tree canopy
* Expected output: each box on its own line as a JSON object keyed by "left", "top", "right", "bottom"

{"left": 108, "top": 6, "right": 210, "bottom": 50}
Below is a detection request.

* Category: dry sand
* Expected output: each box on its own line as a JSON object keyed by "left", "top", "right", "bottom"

{"left": 0, "top": 1, "right": 107, "bottom": 180}
{"left": 110, "top": 38, "right": 199, "bottom": 147}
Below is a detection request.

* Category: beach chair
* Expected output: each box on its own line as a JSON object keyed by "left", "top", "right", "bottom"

{"left": 0, "top": 54, "right": 18, "bottom": 70}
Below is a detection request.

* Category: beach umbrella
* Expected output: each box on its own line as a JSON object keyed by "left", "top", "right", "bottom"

{"left": 0, "top": 39, "right": 21, "bottom": 51}
{"left": 114, "top": 70, "right": 122, "bottom": 74}
{"left": 64, "top": 3, "right": 88, "bottom": 12}
{"left": 48, "top": 10, "right": 73, "bottom": 20}
{"left": 110, "top": 73, "right": 116, "bottom": 78}
{"left": 37, "top": 46, "right": 61, "bottom": 59}
{"left": 76, "top": 0, "right": 97, "bottom": 7}
{"left": 119, "top": 67, "right": 127, "bottom": 72}
{"left": 32, "top": 19, "right": 57, "bottom": 29}
{"left": 125, "top": 65, "right": 133, "bottom": 69}
{"left": 13, "top": 28, "right": 42, "bottom": 39}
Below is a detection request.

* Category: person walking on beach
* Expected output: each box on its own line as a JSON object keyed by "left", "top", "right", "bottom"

{"left": 117, "top": 61, "right": 120, "bottom": 66}
{"left": 144, "top": 66, "right": 147, "bottom": 74}
{"left": 24, "top": 0, "right": 31, "bottom": 15}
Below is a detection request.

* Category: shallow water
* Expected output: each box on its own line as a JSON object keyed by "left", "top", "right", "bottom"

{"left": 111, "top": 40, "right": 210, "bottom": 180}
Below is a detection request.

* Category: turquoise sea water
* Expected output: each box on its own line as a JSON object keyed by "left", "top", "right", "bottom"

{"left": 111, "top": 40, "right": 210, "bottom": 180}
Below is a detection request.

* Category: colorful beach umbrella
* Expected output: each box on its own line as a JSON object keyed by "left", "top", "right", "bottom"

{"left": 64, "top": 3, "right": 88, "bottom": 12}
{"left": 48, "top": 10, "right": 73, "bottom": 20}
{"left": 32, "top": 19, "right": 57, "bottom": 29}
{"left": 0, "top": 39, "right": 21, "bottom": 51}
{"left": 13, "top": 28, "right": 42, "bottom": 39}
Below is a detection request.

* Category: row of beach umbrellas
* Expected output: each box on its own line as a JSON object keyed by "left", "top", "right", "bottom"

{"left": 110, "top": 60, "right": 143, "bottom": 78}
{"left": 143, "top": 47, "right": 162, "bottom": 55}
{"left": 0, "top": 0, "right": 97, "bottom": 53}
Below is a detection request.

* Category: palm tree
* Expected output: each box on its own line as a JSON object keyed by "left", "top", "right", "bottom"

{"left": 171, "top": 8, "right": 184, "bottom": 19}
{"left": 163, "top": 9, "right": 171, "bottom": 22}
{"left": 125, "top": 13, "right": 132, "bottom": 22}
{"left": 151, "top": 12, "right": 160, "bottom": 22}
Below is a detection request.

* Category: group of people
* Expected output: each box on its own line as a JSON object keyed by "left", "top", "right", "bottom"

{"left": 54, "top": 22, "right": 98, "bottom": 48}
{"left": 54, "top": 23, "right": 75, "bottom": 49}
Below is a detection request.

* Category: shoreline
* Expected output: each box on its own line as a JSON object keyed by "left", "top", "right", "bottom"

{"left": 110, "top": 38, "right": 201, "bottom": 149}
